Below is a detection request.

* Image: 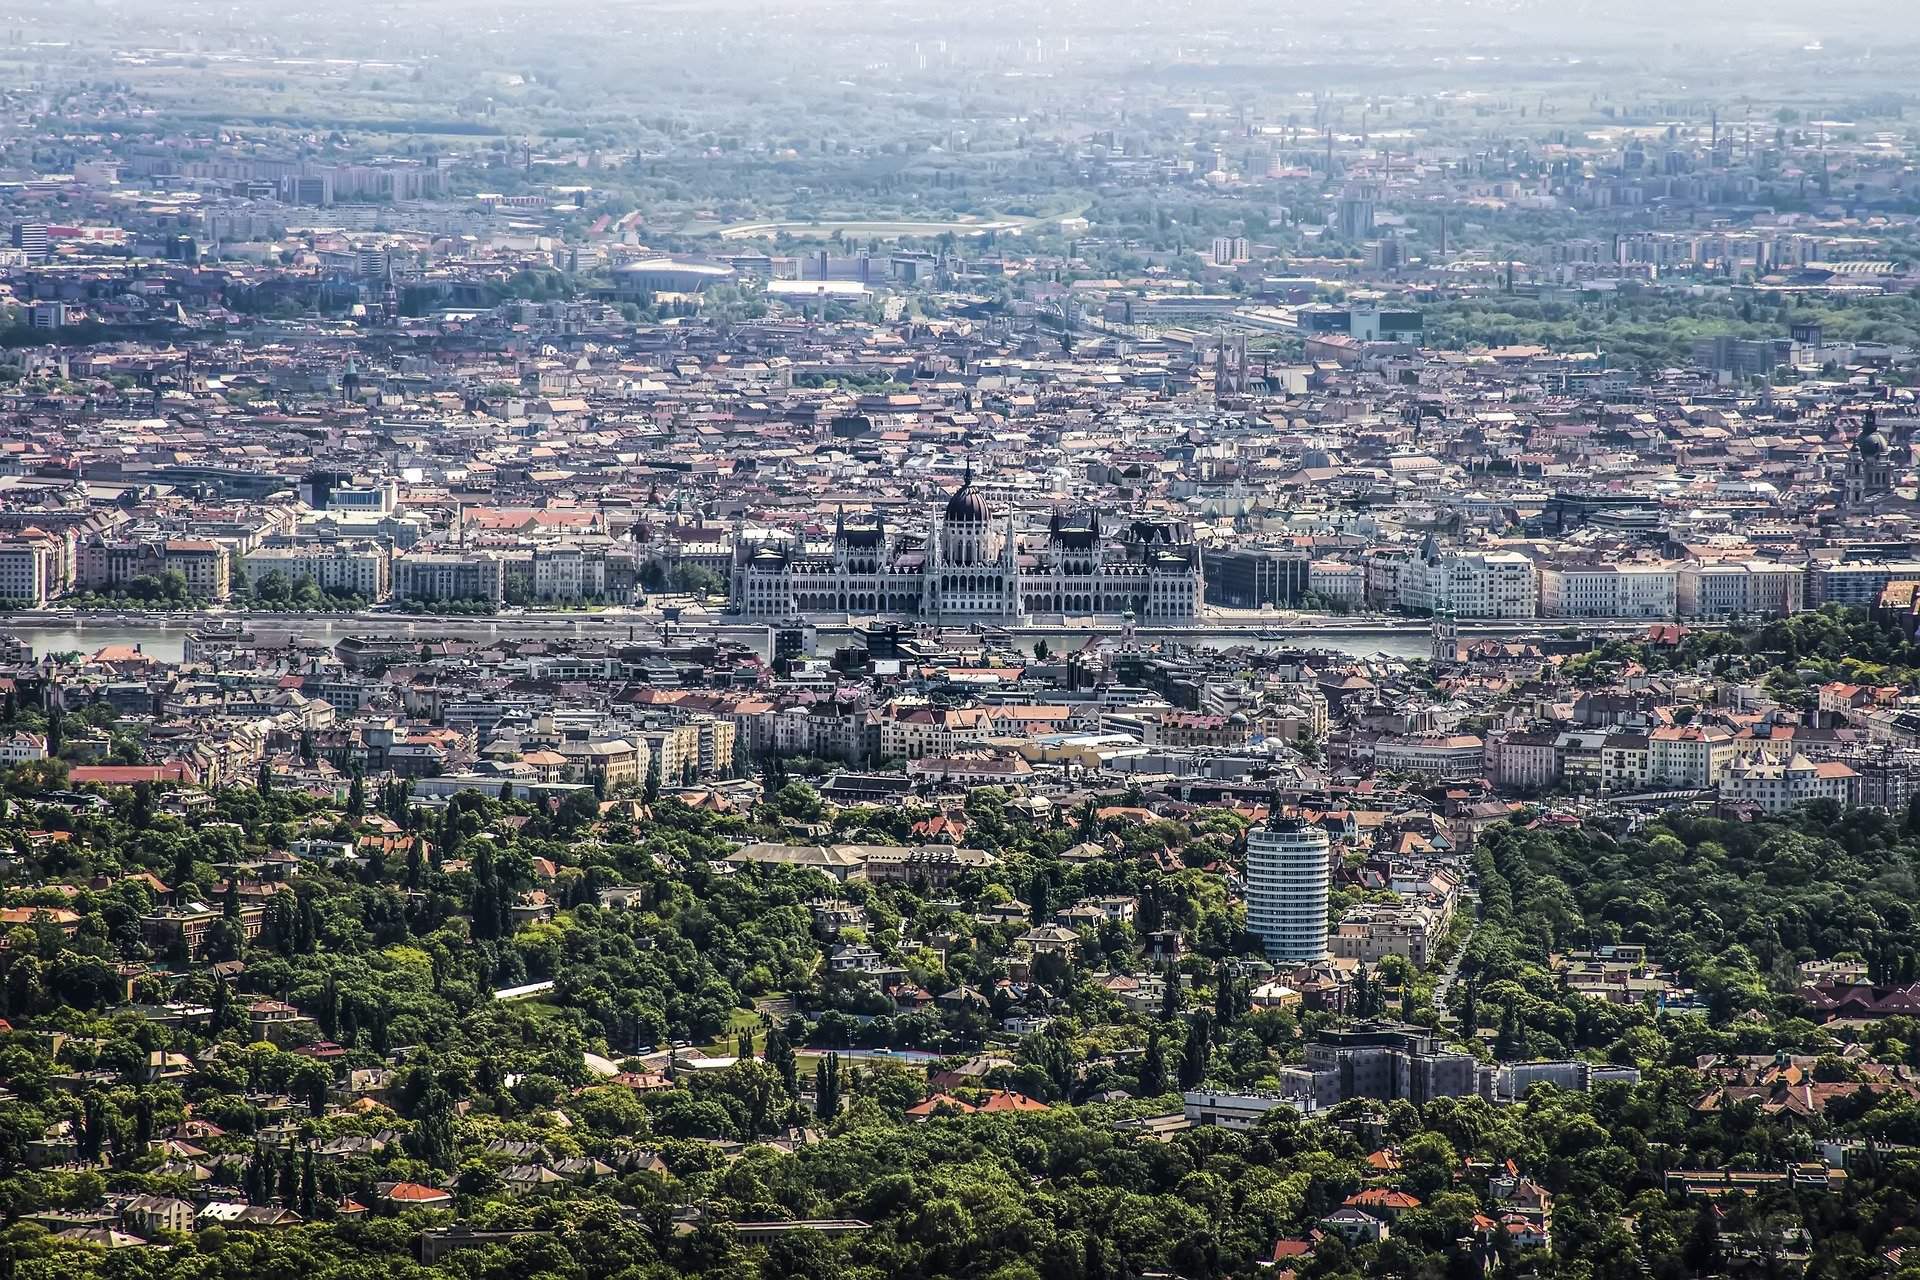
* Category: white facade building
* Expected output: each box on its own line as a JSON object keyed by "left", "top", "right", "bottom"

{"left": 1211, "top": 236, "right": 1251, "bottom": 266}
{"left": 1397, "top": 543, "right": 1537, "bottom": 619}
{"left": 1372, "top": 734, "right": 1487, "bottom": 779}
{"left": 0, "top": 536, "right": 57, "bottom": 606}
{"left": 325, "top": 478, "right": 399, "bottom": 514}
{"left": 1307, "top": 559, "right": 1366, "bottom": 605}
{"left": 392, "top": 551, "right": 506, "bottom": 603}
{"left": 1538, "top": 562, "right": 1677, "bottom": 619}
{"left": 1721, "top": 753, "right": 1855, "bottom": 813}
{"left": 0, "top": 731, "right": 47, "bottom": 765}
{"left": 1246, "top": 817, "right": 1332, "bottom": 963}
{"left": 1647, "top": 726, "right": 1738, "bottom": 788}
{"left": 1676, "top": 561, "right": 1804, "bottom": 618}
{"left": 879, "top": 704, "right": 991, "bottom": 761}
{"left": 531, "top": 544, "right": 608, "bottom": 601}
{"left": 242, "top": 543, "right": 390, "bottom": 600}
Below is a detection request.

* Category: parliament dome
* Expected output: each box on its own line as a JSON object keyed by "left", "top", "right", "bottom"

{"left": 946, "top": 474, "right": 990, "bottom": 523}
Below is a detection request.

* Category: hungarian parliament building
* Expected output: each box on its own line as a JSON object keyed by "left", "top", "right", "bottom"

{"left": 728, "top": 470, "right": 1205, "bottom": 622}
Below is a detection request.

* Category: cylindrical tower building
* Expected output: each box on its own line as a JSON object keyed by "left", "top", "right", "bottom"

{"left": 1246, "top": 816, "right": 1331, "bottom": 963}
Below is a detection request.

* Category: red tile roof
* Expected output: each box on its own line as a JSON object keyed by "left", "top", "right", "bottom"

{"left": 382, "top": 1182, "right": 452, "bottom": 1203}
{"left": 69, "top": 764, "right": 190, "bottom": 786}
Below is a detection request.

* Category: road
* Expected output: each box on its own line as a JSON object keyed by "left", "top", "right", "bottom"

{"left": 0, "top": 607, "right": 1722, "bottom": 667}
{"left": 1, "top": 604, "right": 1705, "bottom": 641}
{"left": 1430, "top": 892, "right": 1479, "bottom": 1024}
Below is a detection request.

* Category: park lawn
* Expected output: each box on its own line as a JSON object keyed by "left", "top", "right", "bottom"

{"left": 694, "top": 1006, "right": 767, "bottom": 1057}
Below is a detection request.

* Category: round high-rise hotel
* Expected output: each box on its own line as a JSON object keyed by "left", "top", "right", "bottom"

{"left": 1246, "top": 816, "right": 1331, "bottom": 962}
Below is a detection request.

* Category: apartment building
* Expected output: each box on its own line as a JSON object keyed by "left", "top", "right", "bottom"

{"left": 1648, "top": 725, "right": 1739, "bottom": 788}
{"left": 1487, "top": 730, "right": 1559, "bottom": 791}
{"left": 78, "top": 538, "right": 232, "bottom": 601}
{"left": 1556, "top": 730, "right": 1607, "bottom": 790}
{"left": 242, "top": 542, "right": 391, "bottom": 600}
{"left": 0, "top": 515, "right": 90, "bottom": 595}
{"left": 0, "top": 731, "right": 47, "bottom": 764}
{"left": 880, "top": 703, "right": 992, "bottom": 761}
{"left": 1153, "top": 711, "right": 1252, "bottom": 750}
{"left": 1246, "top": 817, "right": 1332, "bottom": 963}
{"left": 1307, "top": 559, "right": 1366, "bottom": 605}
{"left": 392, "top": 551, "right": 506, "bottom": 603}
{"left": 635, "top": 723, "right": 701, "bottom": 784}
{"left": 1331, "top": 904, "right": 1444, "bottom": 967}
{"left": 633, "top": 711, "right": 738, "bottom": 778}
{"left": 1363, "top": 551, "right": 1407, "bottom": 610}
{"left": 1398, "top": 549, "right": 1537, "bottom": 619}
{"left": 1721, "top": 753, "right": 1856, "bottom": 813}
{"left": 163, "top": 541, "right": 231, "bottom": 602}
{"left": 772, "top": 700, "right": 879, "bottom": 762}
{"left": 1211, "top": 235, "right": 1251, "bottom": 265}
{"left": 555, "top": 738, "right": 647, "bottom": 790}
{"left": 1675, "top": 560, "right": 1804, "bottom": 618}
{"left": 531, "top": 544, "right": 609, "bottom": 602}
{"left": 1600, "top": 733, "right": 1651, "bottom": 789}
{"left": 1538, "top": 561, "right": 1677, "bottom": 619}
{"left": 1848, "top": 752, "right": 1920, "bottom": 814}
{"left": 1372, "top": 734, "right": 1486, "bottom": 779}
{"left": 1807, "top": 559, "right": 1920, "bottom": 608}
{"left": 0, "top": 534, "right": 58, "bottom": 605}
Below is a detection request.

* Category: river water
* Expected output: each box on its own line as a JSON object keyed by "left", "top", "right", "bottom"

{"left": 0, "top": 616, "right": 1443, "bottom": 665}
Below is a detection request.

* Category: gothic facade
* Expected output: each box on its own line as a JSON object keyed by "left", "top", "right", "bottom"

{"left": 729, "top": 473, "right": 1204, "bottom": 622}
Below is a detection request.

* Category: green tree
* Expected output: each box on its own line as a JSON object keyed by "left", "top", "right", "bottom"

{"left": 1683, "top": 1200, "right": 1723, "bottom": 1274}
{"left": 412, "top": 1082, "right": 457, "bottom": 1171}
{"left": 815, "top": 1051, "right": 841, "bottom": 1120}
{"left": 766, "top": 1018, "right": 800, "bottom": 1104}
{"left": 1139, "top": 1031, "right": 1168, "bottom": 1097}
{"left": 1179, "top": 1012, "right": 1212, "bottom": 1089}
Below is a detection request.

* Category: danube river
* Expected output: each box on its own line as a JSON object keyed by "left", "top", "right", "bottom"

{"left": 0, "top": 610, "right": 1584, "bottom": 665}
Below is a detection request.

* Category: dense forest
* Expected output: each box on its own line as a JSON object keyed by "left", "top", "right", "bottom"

{"left": 1564, "top": 606, "right": 1920, "bottom": 710}
{"left": 2, "top": 775, "right": 1920, "bottom": 1279}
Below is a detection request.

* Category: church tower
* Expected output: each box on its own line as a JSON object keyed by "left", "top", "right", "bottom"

{"left": 382, "top": 260, "right": 400, "bottom": 323}
{"left": 1430, "top": 608, "right": 1458, "bottom": 665}
{"left": 1844, "top": 411, "right": 1894, "bottom": 512}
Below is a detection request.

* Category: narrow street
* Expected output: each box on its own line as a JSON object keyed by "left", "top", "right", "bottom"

{"left": 1431, "top": 892, "right": 1479, "bottom": 1024}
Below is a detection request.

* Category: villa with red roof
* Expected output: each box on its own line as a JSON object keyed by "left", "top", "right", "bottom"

{"left": 377, "top": 1181, "right": 454, "bottom": 1208}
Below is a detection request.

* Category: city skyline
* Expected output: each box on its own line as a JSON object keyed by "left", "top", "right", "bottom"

{"left": 0, "top": 6, "right": 1917, "bottom": 1280}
